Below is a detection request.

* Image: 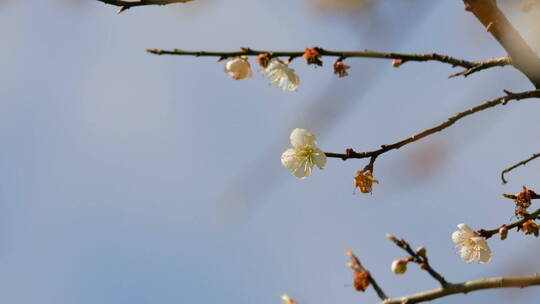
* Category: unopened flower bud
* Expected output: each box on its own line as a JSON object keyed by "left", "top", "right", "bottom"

{"left": 224, "top": 56, "right": 252, "bottom": 80}
{"left": 281, "top": 294, "right": 297, "bottom": 304}
{"left": 416, "top": 247, "right": 427, "bottom": 258}
{"left": 386, "top": 233, "right": 397, "bottom": 242}
{"left": 499, "top": 225, "right": 508, "bottom": 240}
{"left": 419, "top": 262, "right": 427, "bottom": 269}
{"left": 391, "top": 59, "right": 403, "bottom": 68}
{"left": 391, "top": 259, "right": 408, "bottom": 275}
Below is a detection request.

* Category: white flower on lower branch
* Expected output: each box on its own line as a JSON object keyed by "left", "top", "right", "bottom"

{"left": 451, "top": 223, "right": 492, "bottom": 264}
{"left": 224, "top": 56, "right": 252, "bottom": 80}
{"left": 260, "top": 58, "right": 300, "bottom": 91}
{"left": 281, "top": 128, "right": 326, "bottom": 179}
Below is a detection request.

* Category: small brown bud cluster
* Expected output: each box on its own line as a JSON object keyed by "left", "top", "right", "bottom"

{"left": 256, "top": 53, "right": 271, "bottom": 68}
{"left": 334, "top": 60, "right": 351, "bottom": 78}
{"left": 302, "top": 47, "right": 323, "bottom": 66}
{"left": 354, "top": 170, "right": 379, "bottom": 194}
{"left": 513, "top": 186, "right": 535, "bottom": 218}
{"left": 353, "top": 270, "right": 370, "bottom": 292}
{"left": 521, "top": 220, "right": 539, "bottom": 237}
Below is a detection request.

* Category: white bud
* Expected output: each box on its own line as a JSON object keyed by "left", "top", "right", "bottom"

{"left": 391, "top": 259, "right": 408, "bottom": 274}
{"left": 224, "top": 56, "right": 252, "bottom": 80}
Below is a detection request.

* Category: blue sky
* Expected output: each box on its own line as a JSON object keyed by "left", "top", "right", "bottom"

{"left": 0, "top": 1, "right": 539, "bottom": 303}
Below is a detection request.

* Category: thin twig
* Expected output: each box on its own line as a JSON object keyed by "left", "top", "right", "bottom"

{"left": 448, "top": 56, "right": 511, "bottom": 78}
{"left": 386, "top": 235, "right": 448, "bottom": 287}
{"left": 463, "top": 0, "right": 540, "bottom": 87}
{"left": 478, "top": 207, "right": 540, "bottom": 239}
{"left": 324, "top": 89, "right": 540, "bottom": 161}
{"left": 345, "top": 249, "right": 388, "bottom": 300}
{"left": 147, "top": 47, "right": 481, "bottom": 69}
{"left": 501, "top": 153, "right": 540, "bottom": 184}
{"left": 96, "top": 0, "right": 191, "bottom": 13}
{"left": 380, "top": 273, "right": 540, "bottom": 304}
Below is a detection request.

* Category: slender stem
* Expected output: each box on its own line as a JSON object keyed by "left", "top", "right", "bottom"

{"left": 478, "top": 207, "right": 540, "bottom": 239}
{"left": 96, "top": 0, "right": 190, "bottom": 13}
{"left": 324, "top": 89, "right": 540, "bottom": 161}
{"left": 501, "top": 153, "right": 540, "bottom": 184}
{"left": 380, "top": 274, "right": 540, "bottom": 304}
{"left": 387, "top": 236, "right": 448, "bottom": 287}
{"left": 448, "top": 56, "right": 511, "bottom": 78}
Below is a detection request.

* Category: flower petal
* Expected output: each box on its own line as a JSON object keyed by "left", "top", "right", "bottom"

{"left": 312, "top": 148, "right": 327, "bottom": 170}
{"left": 291, "top": 160, "right": 312, "bottom": 179}
{"left": 281, "top": 148, "right": 300, "bottom": 170}
{"left": 290, "top": 128, "right": 316, "bottom": 148}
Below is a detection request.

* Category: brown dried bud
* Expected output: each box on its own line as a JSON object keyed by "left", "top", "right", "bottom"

{"left": 333, "top": 60, "right": 351, "bottom": 78}
{"left": 419, "top": 263, "right": 427, "bottom": 269}
{"left": 353, "top": 270, "right": 370, "bottom": 292}
{"left": 416, "top": 247, "right": 427, "bottom": 258}
{"left": 302, "top": 47, "right": 323, "bottom": 66}
{"left": 256, "top": 53, "right": 271, "bottom": 68}
{"left": 522, "top": 220, "right": 539, "bottom": 237}
{"left": 354, "top": 170, "right": 379, "bottom": 194}
{"left": 391, "top": 59, "right": 403, "bottom": 68}
{"left": 499, "top": 225, "right": 508, "bottom": 240}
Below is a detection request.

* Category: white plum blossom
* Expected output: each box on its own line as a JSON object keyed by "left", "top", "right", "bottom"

{"left": 281, "top": 128, "right": 326, "bottom": 179}
{"left": 451, "top": 223, "right": 492, "bottom": 264}
{"left": 224, "top": 56, "right": 252, "bottom": 80}
{"left": 260, "top": 58, "right": 300, "bottom": 91}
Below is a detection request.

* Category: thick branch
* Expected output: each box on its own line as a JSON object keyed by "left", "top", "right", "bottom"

{"left": 324, "top": 89, "right": 540, "bottom": 161}
{"left": 96, "top": 0, "right": 190, "bottom": 13}
{"left": 380, "top": 274, "right": 540, "bottom": 304}
{"left": 463, "top": 0, "right": 540, "bottom": 87}
{"left": 501, "top": 153, "right": 540, "bottom": 184}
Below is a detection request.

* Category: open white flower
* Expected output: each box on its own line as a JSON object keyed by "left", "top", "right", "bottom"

{"left": 451, "top": 223, "right": 492, "bottom": 264}
{"left": 260, "top": 58, "right": 300, "bottom": 91}
{"left": 224, "top": 56, "right": 252, "bottom": 80}
{"left": 281, "top": 128, "right": 326, "bottom": 179}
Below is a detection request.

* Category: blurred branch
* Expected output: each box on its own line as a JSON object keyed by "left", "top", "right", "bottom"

{"left": 324, "top": 89, "right": 540, "bottom": 161}
{"left": 478, "top": 207, "right": 540, "bottom": 239}
{"left": 386, "top": 234, "right": 448, "bottom": 287}
{"left": 448, "top": 56, "right": 511, "bottom": 78}
{"left": 146, "top": 47, "right": 503, "bottom": 72}
{"left": 501, "top": 153, "right": 540, "bottom": 184}
{"left": 463, "top": 0, "right": 540, "bottom": 88}
{"left": 96, "top": 0, "right": 191, "bottom": 13}
{"left": 380, "top": 274, "right": 540, "bottom": 304}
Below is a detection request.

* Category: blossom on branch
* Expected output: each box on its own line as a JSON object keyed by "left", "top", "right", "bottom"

{"left": 260, "top": 58, "right": 300, "bottom": 91}
{"left": 224, "top": 56, "right": 252, "bottom": 80}
{"left": 281, "top": 294, "right": 297, "bottom": 304}
{"left": 451, "top": 223, "right": 492, "bottom": 264}
{"left": 281, "top": 128, "right": 326, "bottom": 179}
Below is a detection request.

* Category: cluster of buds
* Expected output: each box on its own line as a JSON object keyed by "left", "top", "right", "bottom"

{"left": 302, "top": 47, "right": 323, "bottom": 66}
{"left": 520, "top": 220, "right": 539, "bottom": 237}
{"left": 504, "top": 186, "right": 536, "bottom": 218}
{"left": 354, "top": 169, "right": 379, "bottom": 194}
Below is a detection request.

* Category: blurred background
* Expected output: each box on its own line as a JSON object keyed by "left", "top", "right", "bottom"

{"left": 0, "top": 0, "right": 539, "bottom": 303}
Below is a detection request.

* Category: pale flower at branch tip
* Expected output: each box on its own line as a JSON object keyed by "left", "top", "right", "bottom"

{"left": 260, "top": 58, "right": 300, "bottom": 91}
{"left": 451, "top": 223, "right": 492, "bottom": 264}
{"left": 281, "top": 128, "right": 326, "bottom": 179}
{"left": 224, "top": 56, "right": 252, "bottom": 80}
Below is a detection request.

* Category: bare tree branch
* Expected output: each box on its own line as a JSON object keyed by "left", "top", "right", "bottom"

{"left": 463, "top": 0, "right": 540, "bottom": 88}
{"left": 501, "top": 153, "right": 540, "bottom": 184}
{"left": 96, "top": 0, "right": 191, "bottom": 13}
{"left": 324, "top": 89, "right": 540, "bottom": 161}
{"left": 146, "top": 47, "right": 514, "bottom": 76}
{"left": 380, "top": 274, "right": 540, "bottom": 304}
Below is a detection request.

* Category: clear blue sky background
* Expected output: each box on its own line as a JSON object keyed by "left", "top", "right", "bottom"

{"left": 0, "top": 1, "right": 539, "bottom": 303}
